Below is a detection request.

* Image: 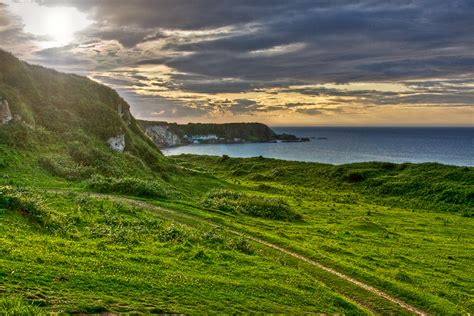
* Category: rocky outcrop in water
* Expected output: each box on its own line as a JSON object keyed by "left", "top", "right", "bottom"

{"left": 107, "top": 134, "right": 126, "bottom": 152}
{"left": 0, "top": 98, "right": 13, "bottom": 124}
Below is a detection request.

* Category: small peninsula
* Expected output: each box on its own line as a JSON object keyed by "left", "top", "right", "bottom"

{"left": 138, "top": 120, "right": 310, "bottom": 148}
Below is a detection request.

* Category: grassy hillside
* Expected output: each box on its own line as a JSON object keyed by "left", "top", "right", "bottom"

{"left": 0, "top": 49, "right": 169, "bottom": 179}
{"left": 176, "top": 155, "right": 473, "bottom": 215}
{"left": 0, "top": 50, "right": 472, "bottom": 314}
{"left": 1, "top": 187, "right": 368, "bottom": 314}
{"left": 170, "top": 155, "right": 474, "bottom": 314}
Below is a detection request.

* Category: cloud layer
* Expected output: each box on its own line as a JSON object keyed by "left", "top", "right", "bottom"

{"left": 0, "top": 0, "right": 473, "bottom": 125}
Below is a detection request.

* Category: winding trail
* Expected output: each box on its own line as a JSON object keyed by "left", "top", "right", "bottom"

{"left": 232, "top": 232, "right": 427, "bottom": 316}
{"left": 61, "top": 190, "right": 428, "bottom": 315}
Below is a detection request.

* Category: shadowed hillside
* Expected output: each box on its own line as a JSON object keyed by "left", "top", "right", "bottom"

{"left": 0, "top": 49, "right": 169, "bottom": 179}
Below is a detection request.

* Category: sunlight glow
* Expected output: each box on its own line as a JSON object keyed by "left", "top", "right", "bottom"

{"left": 5, "top": 0, "right": 92, "bottom": 48}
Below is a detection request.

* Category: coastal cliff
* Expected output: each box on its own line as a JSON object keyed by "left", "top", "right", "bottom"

{"left": 140, "top": 122, "right": 182, "bottom": 148}
{"left": 138, "top": 121, "right": 309, "bottom": 148}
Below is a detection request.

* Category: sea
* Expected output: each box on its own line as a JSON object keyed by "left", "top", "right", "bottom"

{"left": 161, "top": 127, "right": 474, "bottom": 166}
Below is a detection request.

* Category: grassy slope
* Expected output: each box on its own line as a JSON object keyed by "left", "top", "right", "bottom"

{"left": 1, "top": 148, "right": 472, "bottom": 314}
{"left": 1, "top": 188, "right": 365, "bottom": 314}
{"left": 167, "top": 155, "right": 474, "bottom": 314}
{"left": 0, "top": 49, "right": 170, "bottom": 182}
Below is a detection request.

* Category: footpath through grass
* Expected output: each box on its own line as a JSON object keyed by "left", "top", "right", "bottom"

{"left": 166, "top": 155, "right": 474, "bottom": 315}
{"left": 0, "top": 187, "right": 368, "bottom": 314}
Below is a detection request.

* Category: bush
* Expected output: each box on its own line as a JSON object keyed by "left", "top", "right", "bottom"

{"left": 68, "top": 142, "right": 109, "bottom": 166}
{"left": 158, "top": 224, "right": 188, "bottom": 242}
{"left": 228, "top": 237, "right": 254, "bottom": 255}
{"left": 38, "top": 156, "right": 94, "bottom": 180}
{"left": 0, "top": 296, "right": 45, "bottom": 315}
{"left": 85, "top": 175, "right": 167, "bottom": 198}
{"left": 0, "top": 122, "right": 34, "bottom": 148}
{"left": 0, "top": 186, "right": 72, "bottom": 233}
{"left": 221, "top": 154, "right": 230, "bottom": 162}
{"left": 343, "top": 169, "right": 377, "bottom": 183}
{"left": 202, "top": 189, "right": 300, "bottom": 221}
{"left": 0, "top": 145, "right": 16, "bottom": 169}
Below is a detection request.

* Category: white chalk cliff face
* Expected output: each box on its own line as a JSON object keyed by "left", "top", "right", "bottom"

{"left": 0, "top": 98, "right": 13, "bottom": 124}
{"left": 107, "top": 134, "right": 126, "bottom": 152}
{"left": 144, "top": 125, "right": 181, "bottom": 148}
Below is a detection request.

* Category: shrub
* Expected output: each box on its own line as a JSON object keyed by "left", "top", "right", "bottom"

{"left": 158, "top": 224, "right": 188, "bottom": 242}
{"left": 0, "top": 296, "right": 45, "bottom": 315}
{"left": 343, "top": 170, "right": 373, "bottom": 183}
{"left": 202, "top": 189, "right": 300, "bottom": 221}
{"left": 0, "top": 146, "right": 15, "bottom": 168}
{"left": 68, "top": 142, "right": 109, "bottom": 166}
{"left": 85, "top": 175, "right": 167, "bottom": 198}
{"left": 0, "top": 122, "right": 34, "bottom": 148}
{"left": 0, "top": 186, "right": 71, "bottom": 233}
{"left": 221, "top": 154, "right": 230, "bottom": 162}
{"left": 38, "top": 156, "right": 94, "bottom": 180}
{"left": 228, "top": 237, "right": 254, "bottom": 255}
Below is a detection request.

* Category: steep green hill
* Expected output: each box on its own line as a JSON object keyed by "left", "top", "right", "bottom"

{"left": 0, "top": 49, "right": 167, "bottom": 179}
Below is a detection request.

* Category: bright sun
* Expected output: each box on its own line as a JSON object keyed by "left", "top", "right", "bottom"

{"left": 5, "top": 0, "right": 92, "bottom": 48}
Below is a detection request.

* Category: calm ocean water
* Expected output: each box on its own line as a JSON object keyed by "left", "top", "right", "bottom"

{"left": 162, "top": 127, "right": 474, "bottom": 166}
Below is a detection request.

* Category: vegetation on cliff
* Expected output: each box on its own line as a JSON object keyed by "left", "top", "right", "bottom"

{"left": 140, "top": 121, "right": 275, "bottom": 141}
{"left": 0, "top": 49, "right": 167, "bottom": 177}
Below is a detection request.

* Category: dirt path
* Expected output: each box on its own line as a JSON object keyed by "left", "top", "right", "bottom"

{"left": 61, "top": 191, "right": 428, "bottom": 315}
{"left": 231, "top": 232, "right": 427, "bottom": 316}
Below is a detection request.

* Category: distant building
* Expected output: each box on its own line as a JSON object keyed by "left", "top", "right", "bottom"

{"left": 185, "top": 134, "right": 219, "bottom": 142}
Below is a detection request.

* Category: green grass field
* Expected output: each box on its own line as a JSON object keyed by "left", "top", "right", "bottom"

{"left": 1, "top": 188, "right": 370, "bottom": 314}
{"left": 166, "top": 155, "right": 474, "bottom": 314}
{"left": 1, "top": 148, "right": 472, "bottom": 314}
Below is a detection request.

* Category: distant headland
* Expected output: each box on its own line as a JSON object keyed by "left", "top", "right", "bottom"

{"left": 138, "top": 121, "right": 310, "bottom": 148}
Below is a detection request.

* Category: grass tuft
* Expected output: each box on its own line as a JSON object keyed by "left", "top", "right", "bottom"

{"left": 202, "top": 189, "right": 301, "bottom": 221}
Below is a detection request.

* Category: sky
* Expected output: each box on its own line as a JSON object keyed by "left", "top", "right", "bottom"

{"left": 0, "top": 0, "right": 473, "bottom": 126}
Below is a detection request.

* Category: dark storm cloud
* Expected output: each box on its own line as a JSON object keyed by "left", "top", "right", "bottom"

{"left": 121, "top": 92, "right": 209, "bottom": 120}
{"left": 151, "top": 0, "right": 474, "bottom": 85}
{"left": 227, "top": 99, "right": 259, "bottom": 114}
{"left": 2, "top": 0, "right": 473, "bottom": 120}
{"left": 82, "top": 26, "right": 153, "bottom": 48}
{"left": 175, "top": 76, "right": 303, "bottom": 94}
{"left": 30, "top": 1, "right": 474, "bottom": 83}
{"left": 35, "top": 0, "right": 307, "bottom": 30}
{"left": 359, "top": 57, "right": 474, "bottom": 79}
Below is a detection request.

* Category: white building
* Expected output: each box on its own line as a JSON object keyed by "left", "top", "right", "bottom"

{"left": 185, "top": 134, "right": 219, "bottom": 142}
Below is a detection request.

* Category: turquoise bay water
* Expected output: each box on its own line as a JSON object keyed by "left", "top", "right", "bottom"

{"left": 162, "top": 127, "right": 474, "bottom": 166}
